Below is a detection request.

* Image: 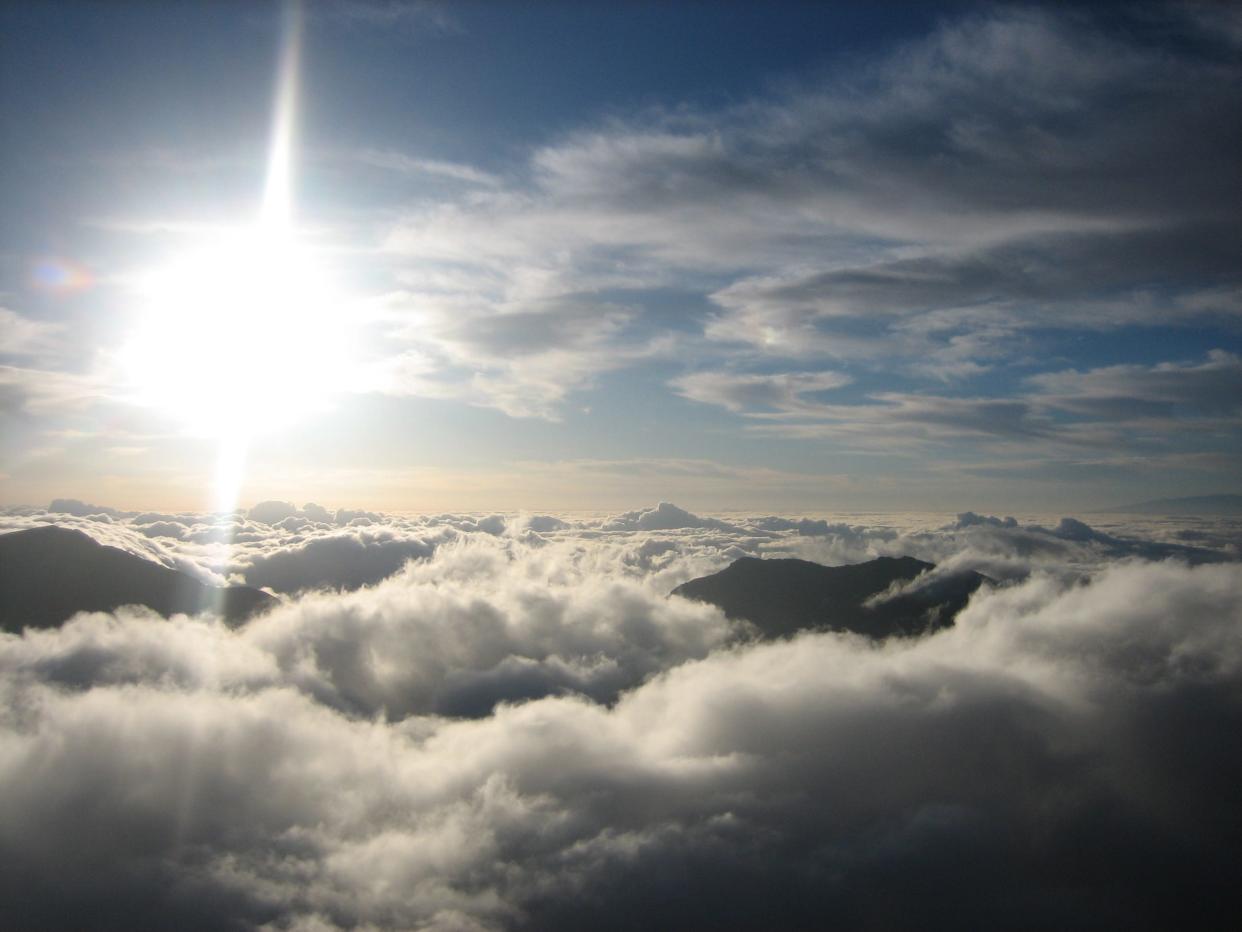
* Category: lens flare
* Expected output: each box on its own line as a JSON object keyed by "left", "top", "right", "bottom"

{"left": 31, "top": 257, "right": 94, "bottom": 294}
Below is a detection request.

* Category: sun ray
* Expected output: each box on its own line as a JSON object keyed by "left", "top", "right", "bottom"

{"left": 204, "top": 0, "right": 307, "bottom": 574}
{"left": 114, "top": 1, "right": 328, "bottom": 623}
{"left": 261, "top": 0, "right": 303, "bottom": 235}
{"left": 119, "top": 0, "right": 353, "bottom": 530}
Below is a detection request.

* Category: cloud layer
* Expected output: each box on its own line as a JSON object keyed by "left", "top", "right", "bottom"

{"left": 2, "top": 503, "right": 1241, "bottom": 929}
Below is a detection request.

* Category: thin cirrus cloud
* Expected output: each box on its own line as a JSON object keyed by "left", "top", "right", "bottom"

{"left": 367, "top": 293, "right": 660, "bottom": 419}
{"left": 672, "top": 370, "right": 853, "bottom": 414}
{"left": 1028, "top": 350, "right": 1242, "bottom": 420}
{"left": 705, "top": 225, "right": 1242, "bottom": 356}
{"left": 670, "top": 351, "right": 1242, "bottom": 455}
{"left": 317, "top": 0, "right": 461, "bottom": 36}
{"left": 0, "top": 309, "right": 64, "bottom": 359}
{"left": 350, "top": 148, "right": 501, "bottom": 187}
{"left": 380, "top": 7, "right": 1240, "bottom": 333}
{"left": 0, "top": 364, "right": 108, "bottom": 416}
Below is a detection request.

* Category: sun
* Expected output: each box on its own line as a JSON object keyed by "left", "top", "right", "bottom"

{"left": 114, "top": 0, "right": 350, "bottom": 514}
{"left": 119, "top": 225, "right": 354, "bottom": 439}
{"left": 118, "top": 1, "right": 343, "bottom": 445}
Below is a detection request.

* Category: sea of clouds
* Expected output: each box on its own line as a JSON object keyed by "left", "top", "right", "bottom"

{"left": 1, "top": 499, "right": 1241, "bottom": 930}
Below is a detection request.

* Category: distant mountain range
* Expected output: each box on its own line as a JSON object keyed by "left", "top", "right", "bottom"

{"left": 0, "top": 525, "right": 276, "bottom": 632}
{"left": 672, "top": 555, "right": 989, "bottom": 640}
{"left": 1101, "top": 494, "right": 1242, "bottom": 515}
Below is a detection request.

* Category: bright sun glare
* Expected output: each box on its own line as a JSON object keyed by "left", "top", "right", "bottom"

{"left": 121, "top": 226, "right": 350, "bottom": 438}
{"left": 117, "top": 1, "right": 351, "bottom": 513}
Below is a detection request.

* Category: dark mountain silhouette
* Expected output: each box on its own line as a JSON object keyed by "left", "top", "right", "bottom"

{"left": 673, "top": 555, "right": 989, "bottom": 639}
{"left": 0, "top": 525, "right": 277, "bottom": 631}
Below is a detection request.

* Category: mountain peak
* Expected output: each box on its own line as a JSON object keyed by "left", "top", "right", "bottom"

{"left": 674, "top": 555, "right": 986, "bottom": 640}
{"left": 0, "top": 525, "right": 277, "bottom": 631}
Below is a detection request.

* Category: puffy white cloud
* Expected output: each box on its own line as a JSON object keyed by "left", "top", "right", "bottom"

{"left": 48, "top": 498, "right": 126, "bottom": 517}
{"left": 135, "top": 520, "right": 188, "bottom": 540}
{"left": 602, "top": 501, "right": 743, "bottom": 533}
{"left": 2, "top": 540, "right": 1241, "bottom": 929}
{"left": 301, "top": 502, "right": 334, "bottom": 523}
{"left": 243, "top": 536, "right": 740, "bottom": 718}
{"left": 249, "top": 500, "right": 303, "bottom": 525}
{"left": 236, "top": 529, "right": 440, "bottom": 594}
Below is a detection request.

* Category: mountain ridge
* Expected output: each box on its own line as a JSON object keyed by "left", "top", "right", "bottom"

{"left": 673, "top": 554, "right": 989, "bottom": 640}
{"left": 0, "top": 525, "right": 277, "bottom": 631}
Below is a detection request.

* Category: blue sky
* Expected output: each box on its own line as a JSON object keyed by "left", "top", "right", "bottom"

{"left": 2, "top": 0, "right": 1240, "bottom": 513}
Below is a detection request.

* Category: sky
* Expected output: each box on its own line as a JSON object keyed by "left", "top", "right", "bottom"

{"left": 4, "top": 7, "right": 1242, "bottom": 920}
{"left": 2, "top": 0, "right": 1241, "bottom": 514}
